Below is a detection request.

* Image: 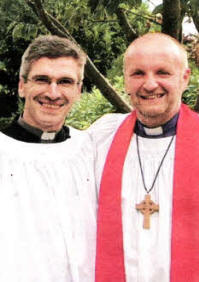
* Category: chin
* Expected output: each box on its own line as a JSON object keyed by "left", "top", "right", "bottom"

{"left": 139, "top": 107, "right": 166, "bottom": 118}
{"left": 137, "top": 110, "right": 170, "bottom": 127}
{"left": 37, "top": 118, "right": 61, "bottom": 131}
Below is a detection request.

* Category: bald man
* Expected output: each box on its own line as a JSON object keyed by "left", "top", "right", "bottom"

{"left": 88, "top": 33, "right": 199, "bottom": 282}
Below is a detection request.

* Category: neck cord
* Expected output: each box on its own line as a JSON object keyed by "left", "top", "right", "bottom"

{"left": 136, "top": 134, "right": 175, "bottom": 194}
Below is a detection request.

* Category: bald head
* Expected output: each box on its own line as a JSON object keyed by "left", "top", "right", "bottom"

{"left": 123, "top": 32, "right": 190, "bottom": 127}
{"left": 124, "top": 32, "right": 188, "bottom": 71}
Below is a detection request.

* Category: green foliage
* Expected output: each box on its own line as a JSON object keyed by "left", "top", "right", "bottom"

{"left": 88, "top": 0, "right": 142, "bottom": 14}
{"left": 106, "top": 54, "right": 124, "bottom": 78}
{"left": 182, "top": 61, "right": 199, "bottom": 108}
{"left": 12, "top": 23, "right": 38, "bottom": 41}
{"left": 0, "top": 114, "right": 16, "bottom": 130}
{"left": 66, "top": 88, "right": 116, "bottom": 129}
{"left": 106, "top": 56, "right": 131, "bottom": 105}
{"left": 180, "top": 0, "right": 199, "bottom": 17}
{"left": 0, "top": 0, "right": 49, "bottom": 116}
{"left": 0, "top": 0, "right": 198, "bottom": 127}
{"left": 66, "top": 53, "right": 132, "bottom": 130}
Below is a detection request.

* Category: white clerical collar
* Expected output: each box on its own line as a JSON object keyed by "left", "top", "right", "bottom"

{"left": 143, "top": 126, "right": 163, "bottom": 136}
{"left": 134, "top": 113, "right": 179, "bottom": 138}
{"left": 18, "top": 117, "right": 57, "bottom": 141}
{"left": 41, "top": 131, "right": 56, "bottom": 141}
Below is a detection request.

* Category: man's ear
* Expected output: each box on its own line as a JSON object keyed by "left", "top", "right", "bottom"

{"left": 18, "top": 78, "right": 25, "bottom": 98}
{"left": 124, "top": 72, "right": 130, "bottom": 94}
{"left": 182, "top": 68, "right": 191, "bottom": 91}
{"left": 77, "top": 82, "right": 83, "bottom": 99}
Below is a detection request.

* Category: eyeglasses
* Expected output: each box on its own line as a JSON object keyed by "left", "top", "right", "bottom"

{"left": 25, "top": 75, "right": 81, "bottom": 90}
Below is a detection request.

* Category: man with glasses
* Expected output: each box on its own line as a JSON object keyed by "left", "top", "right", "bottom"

{"left": 0, "top": 35, "right": 96, "bottom": 282}
{"left": 2, "top": 35, "right": 84, "bottom": 143}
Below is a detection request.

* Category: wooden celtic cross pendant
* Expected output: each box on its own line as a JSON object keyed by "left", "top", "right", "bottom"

{"left": 136, "top": 194, "right": 159, "bottom": 229}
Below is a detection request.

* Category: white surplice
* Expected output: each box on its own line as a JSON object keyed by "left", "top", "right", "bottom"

{"left": 88, "top": 113, "right": 176, "bottom": 282}
{"left": 0, "top": 127, "right": 97, "bottom": 282}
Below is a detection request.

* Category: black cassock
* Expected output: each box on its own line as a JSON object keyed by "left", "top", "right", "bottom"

{"left": 1, "top": 119, "right": 70, "bottom": 143}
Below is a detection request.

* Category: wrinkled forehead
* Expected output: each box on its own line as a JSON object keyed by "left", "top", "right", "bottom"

{"left": 28, "top": 56, "right": 83, "bottom": 80}
{"left": 124, "top": 37, "right": 186, "bottom": 70}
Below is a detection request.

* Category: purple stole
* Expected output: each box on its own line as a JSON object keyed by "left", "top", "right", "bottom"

{"left": 95, "top": 103, "right": 199, "bottom": 282}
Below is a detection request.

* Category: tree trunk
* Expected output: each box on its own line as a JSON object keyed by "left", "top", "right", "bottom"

{"left": 116, "top": 8, "right": 138, "bottom": 44}
{"left": 26, "top": 0, "right": 132, "bottom": 113}
{"left": 162, "top": 0, "right": 181, "bottom": 40}
{"left": 195, "top": 43, "right": 199, "bottom": 67}
{"left": 85, "top": 56, "right": 131, "bottom": 112}
{"left": 192, "top": 14, "right": 199, "bottom": 33}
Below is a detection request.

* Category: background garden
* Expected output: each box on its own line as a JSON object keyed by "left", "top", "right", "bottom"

{"left": 0, "top": 0, "right": 198, "bottom": 129}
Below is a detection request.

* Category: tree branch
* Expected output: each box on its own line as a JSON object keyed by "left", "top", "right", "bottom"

{"left": 189, "top": 0, "right": 199, "bottom": 33}
{"left": 191, "top": 14, "right": 199, "bottom": 34}
{"left": 125, "top": 9, "right": 162, "bottom": 26}
{"left": 26, "top": 0, "right": 73, "bottom": 40}
{"left": 89, "top": 20, "right": 118, "bottom": 23}
{"left": 116, "top": 8, "right": 138, "bottom": 44}
{"left": 162, "top": 0, "right": 181, "bottom": 39}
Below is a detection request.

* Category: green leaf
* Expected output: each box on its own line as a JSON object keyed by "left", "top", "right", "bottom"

{"left": 0, "top": 61, "right": 6, "bottom": 71}
{"left": 12, "top": 22, "right": 24, "bottom": 39}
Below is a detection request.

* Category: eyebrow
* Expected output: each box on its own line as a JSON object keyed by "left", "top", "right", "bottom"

{"left": 129, "top": 68, "right": 145, "bottom": 75}
{"left": 31, "top": 75, "right": 49, "bottom": 79}
{"left": 31, "top": 75, "right": 76, "bottom": 82}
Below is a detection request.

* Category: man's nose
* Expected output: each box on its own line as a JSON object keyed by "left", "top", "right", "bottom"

{"left": 47, "top": 82, "right": 61, "bottom": 99}
{"left": 143, "top": 75, "right": 158, "bottom": 92}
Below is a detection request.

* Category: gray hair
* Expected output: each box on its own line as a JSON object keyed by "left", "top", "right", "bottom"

{"left": 19, "top": 35, "right": 86, "bottom": 81}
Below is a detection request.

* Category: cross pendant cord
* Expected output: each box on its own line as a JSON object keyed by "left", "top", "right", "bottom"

{"left": 136, "top": 134, "right": 175, "bottom": 194}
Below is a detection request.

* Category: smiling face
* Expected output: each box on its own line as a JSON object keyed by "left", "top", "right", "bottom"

{"left": 124, "top": 36, "right": 190, "bottom": 127}
{"left": 19, "top": 57, "right": 82, "bottom": 131}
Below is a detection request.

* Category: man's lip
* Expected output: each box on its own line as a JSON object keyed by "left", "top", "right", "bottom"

{"left": 38, "top": 101, "right": 64, "bottom": 108}
{"left": 139, "top": 93, "right": 165, "bottom": 100}
{"left": 36, "top": 98, "right": 66, "bottom": 108}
